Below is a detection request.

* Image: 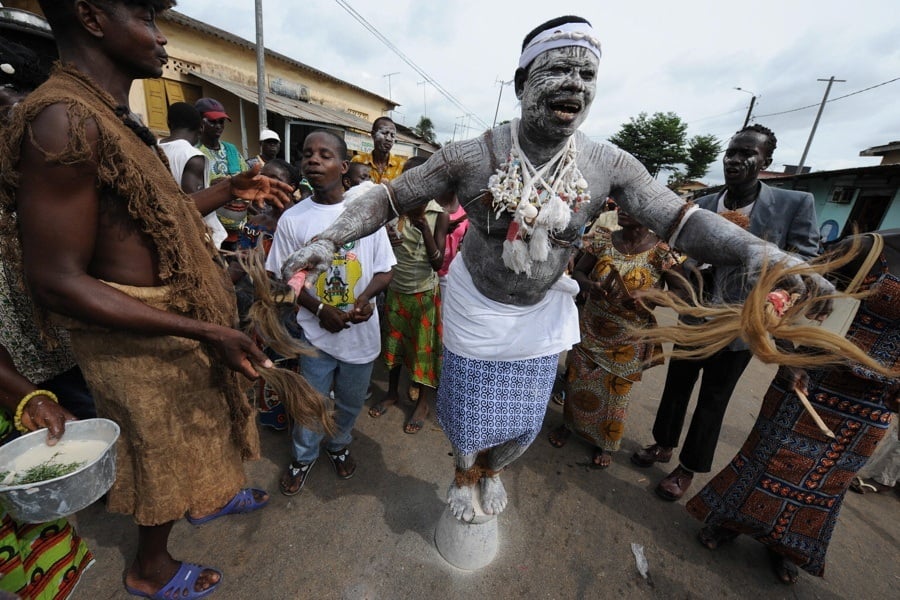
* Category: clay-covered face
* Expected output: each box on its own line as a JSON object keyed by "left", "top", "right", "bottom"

{"left": 723, "top": 131, "right": 771, "bottom": 187}
{"left": 372, "top": 122, "right": 397, "bottom": 155}
{"left": 518, "top": 46, "right": 598, "bottom": 142}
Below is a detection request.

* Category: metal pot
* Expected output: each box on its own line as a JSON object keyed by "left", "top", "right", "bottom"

{"left": 0, "top": 418, "right": 119, "bottom": 523}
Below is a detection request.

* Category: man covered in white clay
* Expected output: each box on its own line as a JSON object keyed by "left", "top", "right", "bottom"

{"left": 280, "top": 16, "right": 833, "bottom": 522}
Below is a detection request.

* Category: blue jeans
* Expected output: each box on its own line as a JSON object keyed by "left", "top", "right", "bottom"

{"left": 292, "top": 343, "right": 374, "bottom": 464}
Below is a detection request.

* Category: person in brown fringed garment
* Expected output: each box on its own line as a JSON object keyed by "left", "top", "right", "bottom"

{"left": 0, "top": 2, "right": 293, "bottom": 598}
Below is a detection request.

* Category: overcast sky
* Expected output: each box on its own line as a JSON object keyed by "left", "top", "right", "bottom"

{"left": 173, "top": 0, "right": 899, "bottom": 183}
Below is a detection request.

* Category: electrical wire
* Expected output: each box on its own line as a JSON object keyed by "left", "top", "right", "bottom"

{"left": 754, "top": 76, "right": 899, "bottom": 118}
{"left": 334, "top": 0, "right": 489, "bottom": 130}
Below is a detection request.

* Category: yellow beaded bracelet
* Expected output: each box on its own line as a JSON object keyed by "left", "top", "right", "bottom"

{"left": 14, "top": 389, "right": 59, "bottom": 433}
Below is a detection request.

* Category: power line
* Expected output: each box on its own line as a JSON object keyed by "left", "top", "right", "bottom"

{"left": 333, "top": 0, "right": 490, "bottom": 130}
{"left": 754, "top": 76, "right": 899, "bottom": 118}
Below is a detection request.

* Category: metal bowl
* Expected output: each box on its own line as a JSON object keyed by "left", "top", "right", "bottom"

{"left": 0, "top": 418, "right": 119, "bottom": 523}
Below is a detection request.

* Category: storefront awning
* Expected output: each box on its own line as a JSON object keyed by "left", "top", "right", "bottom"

{"left": 190, "top": 71, "right": 373, "bottom": 133}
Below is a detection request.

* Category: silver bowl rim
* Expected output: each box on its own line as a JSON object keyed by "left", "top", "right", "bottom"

{"left": 0, "top": 418, "right": 120, "bottom": 491}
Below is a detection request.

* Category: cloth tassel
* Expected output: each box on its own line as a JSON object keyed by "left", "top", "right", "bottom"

{"left": 502, "top": 238, "right": 531, "bottom": 276}
{"left": 529, "top": 227, "right": 550, "bottom": 261}
{"left": 535, "top": 195, "right": 571, "bottom": 231}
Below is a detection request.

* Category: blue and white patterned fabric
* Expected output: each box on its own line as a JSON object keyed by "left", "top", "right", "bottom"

{"left": 436, "top": 348, "right": 558, "bottom": 455}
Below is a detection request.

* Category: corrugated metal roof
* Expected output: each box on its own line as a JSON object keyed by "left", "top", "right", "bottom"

{"left": 190, "top": 71, "right": 373, "bottom": 133}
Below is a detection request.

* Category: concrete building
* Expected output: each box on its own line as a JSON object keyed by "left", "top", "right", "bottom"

{"left": 3, "top": 1, "right": 439, "bottom": 162}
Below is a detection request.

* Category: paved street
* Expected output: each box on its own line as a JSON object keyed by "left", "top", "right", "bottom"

{"left": 72, "top": 315, "right": 899, "bottom": 599}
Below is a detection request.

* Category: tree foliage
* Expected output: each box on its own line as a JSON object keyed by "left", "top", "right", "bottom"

{"left": 414, "top": 116, "right": 436, "bottom": 144}
{"left": 608, "top": 112, "right": 722, "bottom": 185}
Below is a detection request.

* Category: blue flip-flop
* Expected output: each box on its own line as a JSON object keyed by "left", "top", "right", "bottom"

{"left": 125, "top": 562, "right": 222, "bottom": 599}
{"left": 185, "top": 488, "right": 269, "bottom": 525}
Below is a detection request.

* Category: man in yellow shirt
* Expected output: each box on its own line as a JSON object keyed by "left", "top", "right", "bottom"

{"left": 351, "top": 117, "right": 404, "bottom": 183}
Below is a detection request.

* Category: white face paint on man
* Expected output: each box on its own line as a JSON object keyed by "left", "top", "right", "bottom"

{"left": 517, "top": 45, "right": 598, "bottom": 143}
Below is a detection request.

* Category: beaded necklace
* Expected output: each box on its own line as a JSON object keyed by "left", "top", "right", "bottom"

{"left": 488, "top": 119, "right": 590, "bottom": 275}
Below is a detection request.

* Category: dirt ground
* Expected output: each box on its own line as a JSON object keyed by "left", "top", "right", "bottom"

{"left": 71, "top": 324, "right": 899, "bottom": 599}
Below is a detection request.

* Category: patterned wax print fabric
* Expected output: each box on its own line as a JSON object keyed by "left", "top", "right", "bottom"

{"left": 436, "top": 349, "right": 558, "bottom": 455}
{"left": 564, "top": 229, "right": 680, "bottom": 451}
{"left": 0, "top": 413, "right": 94, "bottom": 600}
{"left": 382, "top": 286, "right": 442, "bottom": 388}
{"left": 687, "top": 271, "right": 899, "bottom": 577}
{"left": 350, "top": 152, "right": 404, "bottom": 184}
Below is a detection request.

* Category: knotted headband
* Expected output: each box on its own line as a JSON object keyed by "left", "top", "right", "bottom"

{"left": 518, "top": 22, "right": 602, "bottom": 70}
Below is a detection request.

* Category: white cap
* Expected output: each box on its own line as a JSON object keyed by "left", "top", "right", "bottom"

{"left": 260, "top": 129, "right": 281, "bottom": 142}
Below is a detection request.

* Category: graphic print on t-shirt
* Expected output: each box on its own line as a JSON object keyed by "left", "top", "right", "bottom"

{"left": 316, "top": 241, "right": 361, "bottom": 311}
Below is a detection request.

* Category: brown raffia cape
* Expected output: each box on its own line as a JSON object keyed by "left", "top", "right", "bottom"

{"left": 0, "top": 66, "right": 260, "bottom": 523}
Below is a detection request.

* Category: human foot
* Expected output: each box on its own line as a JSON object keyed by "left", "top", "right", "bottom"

{"left": 124, "top": 560, "right": 221, "bottom": 599}
{"left": 592, "top": 448, "right": 612, "bottom": 468}
{"left": 548, "top": 425, "right": 571, "bottom": 448}
{"left": 447, "top": 483, "right": 476, "bottom": 522}
{"left": 279, "top": 459, "right": 316, "bottom": 496}
{"left": 368, "top": 391, "right": 399, "bottom": 418}
{"left": 480, "top": 474, "right": 508, "bottom": 515}
{"left": 767, "top": 548, "right": 799, "bottom": 585}
{"left": 697, "top": 525, "right": 739, "bottom": 550}
{"left": 404, "top": 398, "right": 429, "bottom": 434}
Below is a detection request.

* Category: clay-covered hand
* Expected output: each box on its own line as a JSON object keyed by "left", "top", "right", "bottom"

{"left": 230, "top": 163, "right": 294, "bottom": 213}
{"left": 745, "top": 248, "right": 835, "bottom": 318}
{"left": 281, "top": 238, "right": 337, "bottom": 292}
{"left": 22, "top": 395, "right": 75, "bottom": 446}
{"left": 205, "top": 325, "right": 273, "bottom": 380}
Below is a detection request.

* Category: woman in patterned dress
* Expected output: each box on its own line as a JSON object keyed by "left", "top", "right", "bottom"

{"left": 685, "top": 231, "right": 900, "bottom": 585}
{"left": 549, "top": 210, "right": 683, "bottom": 467}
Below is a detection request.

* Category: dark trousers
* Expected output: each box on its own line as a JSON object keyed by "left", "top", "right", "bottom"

{"left": 651, "top": 347, "right": 752, "bottom": 473}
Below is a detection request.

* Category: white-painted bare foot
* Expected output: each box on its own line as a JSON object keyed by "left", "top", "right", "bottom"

{"left": 480, "top": 474, "right": 507, "bottom": 515}
{"left": 447, "top": 483, "right": 476, "bottom": 522}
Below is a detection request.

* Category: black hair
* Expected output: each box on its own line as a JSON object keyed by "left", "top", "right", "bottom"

{"left": 305, "top": 130, "right": 348, "bottom": 160}
{"left": 38, "top": 0, "right": 176, "bottom": 34}
{"left": 263, "top": 158, "right": 300, "bottom": 189}
{"left": 0, "top": 38, "right": 50, "bottom": 92}
{"left": 735, "top": 123, "right": 777, "bottom": 158}
{"left": 402, "top": 156, "right": 428, "bottom": 173}
{"left": 371, "top": 116, "right": 395, "bottom": 133}
{"left": 346, "top": 162, "right": 370, "bottom": 177}
{"left": 165, "top": 101, "right": 201, "bottom": 131}
{"left": 521, "top": 16, "right": 591, "bottom": 51}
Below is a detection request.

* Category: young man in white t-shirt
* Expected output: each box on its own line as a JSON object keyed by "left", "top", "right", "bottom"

{"left": 267, "top": 131, "right": 395, "bottom": 495}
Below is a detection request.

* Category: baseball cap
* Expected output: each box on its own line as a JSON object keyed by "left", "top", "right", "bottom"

{"left": 259, "top": 129, "right": 280, "bottom": 142}
{"left": 194, "top": 97, "right": 231, "bottom": 121}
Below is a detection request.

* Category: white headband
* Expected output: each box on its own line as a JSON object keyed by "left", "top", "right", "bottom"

{"left": 518, "top": 22, "right": 602, "bottom": 70}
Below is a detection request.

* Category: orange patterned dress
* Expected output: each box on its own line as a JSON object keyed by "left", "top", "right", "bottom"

{"left": 563, "top": 229, "right": 680, "bottom": 451}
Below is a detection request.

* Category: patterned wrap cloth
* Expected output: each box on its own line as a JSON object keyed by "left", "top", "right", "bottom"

{"left": 687, "top": 269, "right": 899, "bottom": 576}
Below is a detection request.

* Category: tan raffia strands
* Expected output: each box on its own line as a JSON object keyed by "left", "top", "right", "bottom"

{"left": 632, "top": 237, "right": 898, "bottom": 378}
{"left": 236, "top": 245, "right": 335, "bottom": 435}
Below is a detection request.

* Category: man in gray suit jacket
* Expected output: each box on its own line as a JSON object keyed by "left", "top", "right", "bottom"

{"left": 632, "top": 124, "right": 820, "bottom": 500}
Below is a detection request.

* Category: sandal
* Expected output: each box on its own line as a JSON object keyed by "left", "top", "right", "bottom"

{"left": 404, "top": 419, "right": 425, "bottom": 434}
{"left": 326, "top": 447, "right": 357, "bottom": 480}
{"left": 697, "top": 525, "right": 739, "bottom": 550}
{"left": 185, "top": 488, "right": 269, "bottom": 525}
{"left": 548, "top": 425, "right": 571, "bottom": 448}
{"left": 279, "top": 459, "right": 316, "bottom": 496}
{"left": 368, "top": 402, "right": 390, "bottom": 418}
{"left": 124, "top": 562, "right": 221, "bottom": 599}
{"left": 592, "top": 448, "right": 612, "bottom": 469}
{"left": 767, "top": 548, "right": 799, "bottom": 585}
{"left": 551, "top": 391, "right": 566, "bottom": 406}
{"left": 849, "top": 475, "right": 890, "bottom": 494}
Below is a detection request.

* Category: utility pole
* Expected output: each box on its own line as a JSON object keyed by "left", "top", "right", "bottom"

{"left": 733, "top": 87, "right": 756, "bottom": 128}
{"left": 493, "top": 78, "right": 512, "bottom": 127}
{"left": 796, "top": 76, "right": 845, "bottom": 174}
{"left": 254, "top": 0, "right": 267, "bottom": 132}
{"left": 383, "top": 72, "right": 400, "bottom": 119}
{"left": 417, "top": 80, "right": 428, "bottom": 117}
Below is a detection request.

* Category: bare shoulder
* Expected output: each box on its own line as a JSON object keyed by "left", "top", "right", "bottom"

{"left": 23, "top": 101, "right": 100, "bottom": 167}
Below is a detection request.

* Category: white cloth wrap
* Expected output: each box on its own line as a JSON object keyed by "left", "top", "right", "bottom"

{"left": 442, "top": 253, "right": 580, "bottom": 361}
{"left": 518, "top": 22, "right": 602, "bottom": 70}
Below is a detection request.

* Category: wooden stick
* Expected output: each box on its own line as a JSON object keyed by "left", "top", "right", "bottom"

{"left": 793, "top": 387, "right": 836, "bottom": 439}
